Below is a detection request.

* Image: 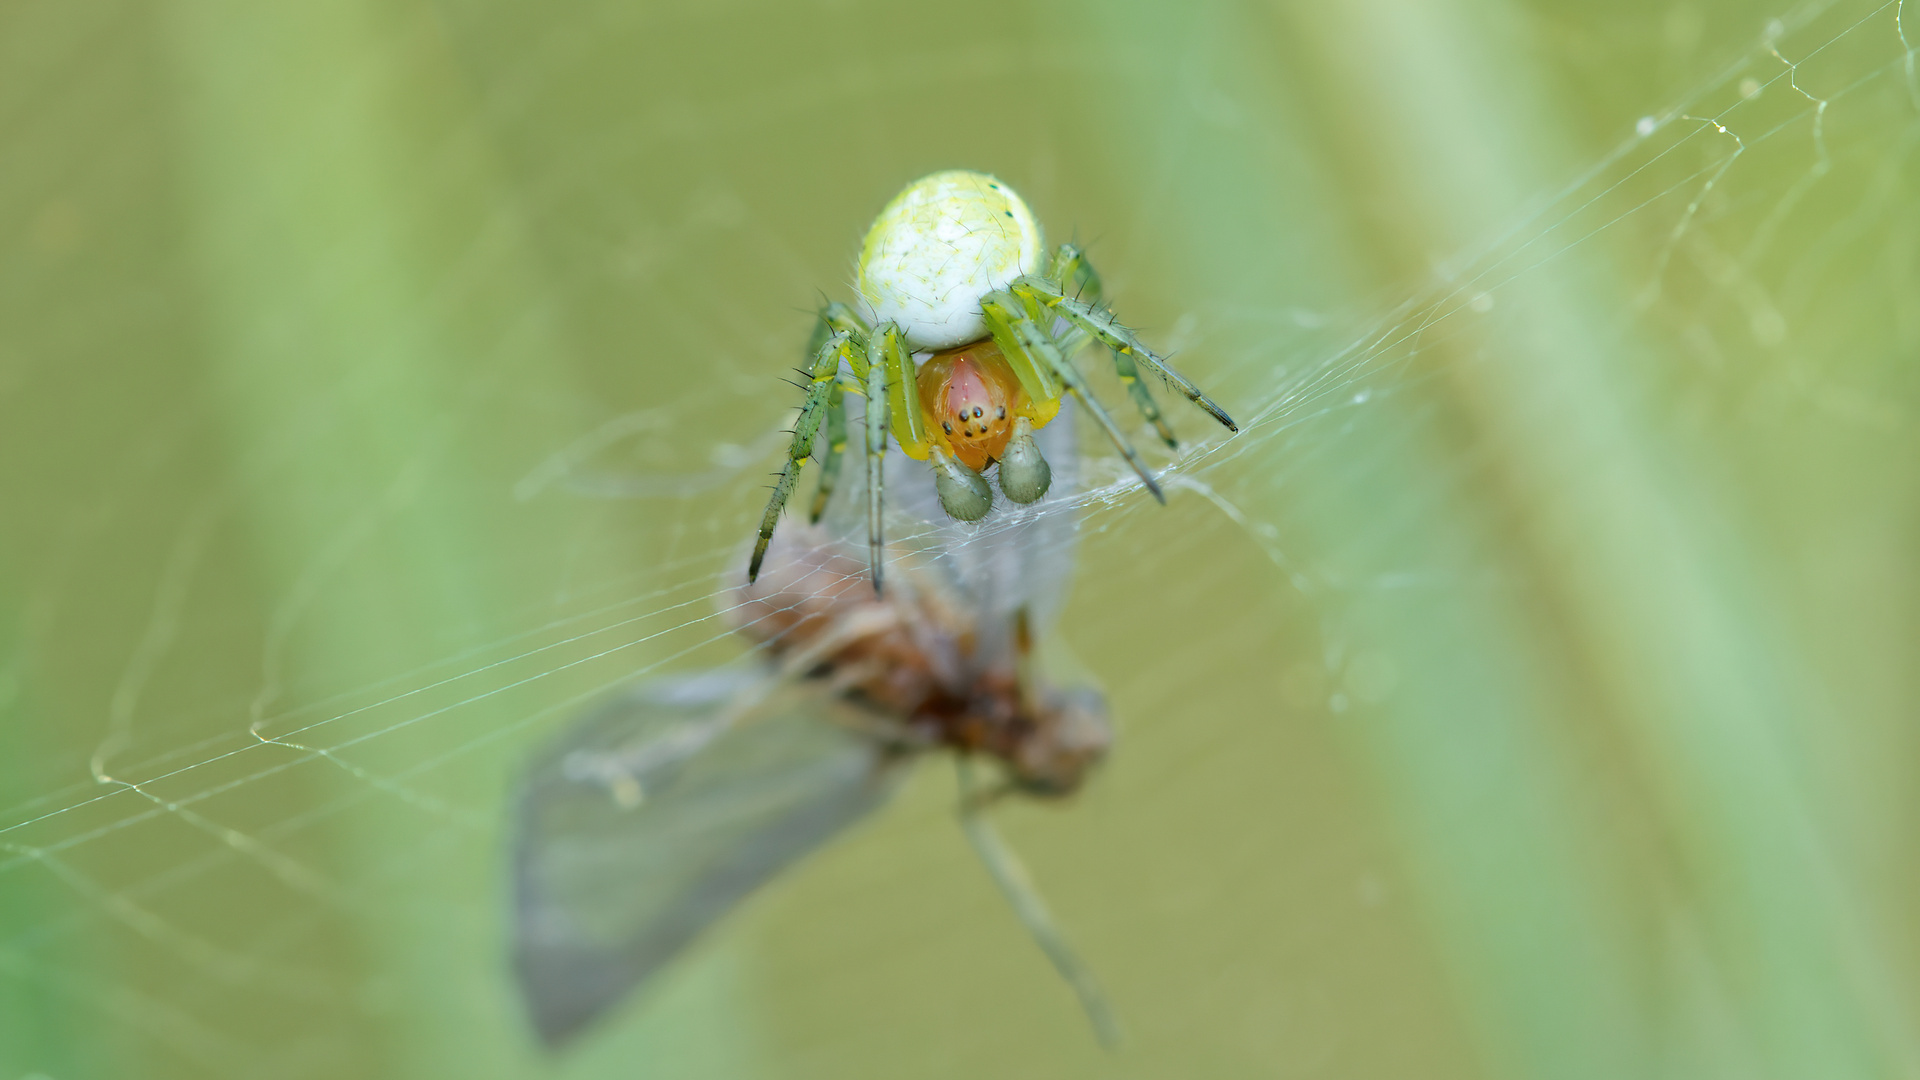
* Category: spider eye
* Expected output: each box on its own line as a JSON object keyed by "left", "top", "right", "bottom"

{"left": 972, "top": 406, "right": 983, "bottom": 418}
{"left": 943, "top": 422, "right": 953, "bottom": 434}
{"left": 997, "top": 406, "right": 1006, "bottom": 420}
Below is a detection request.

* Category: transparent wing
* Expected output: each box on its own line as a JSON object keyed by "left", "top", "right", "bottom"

{"left": 512, "top": 668, "right": 910, "bottom": 1047}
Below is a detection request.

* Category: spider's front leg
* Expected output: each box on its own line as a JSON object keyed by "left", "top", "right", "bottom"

{"left": 749, "top": 330, "right": 858, "bottom": 582}
{"left": 806, "top": 378, "right": 850, "bottom": 525}
{"left": 856, "top": 322, "right": 924, "bottom": 593}
{"left": 806, "top": 300, "right": 874, "bottom": 525}
{"left": 859, "top": 329, "right": 891, "bottom": 592}
{"left": 1040, "top": 246, "right": 1176, "bottom": 449}
{"left": 981, "top": 292, "right": 1167, "bottom": 504}
{"left": 1012, "top": 272, "right": 1237, "bottom": 434}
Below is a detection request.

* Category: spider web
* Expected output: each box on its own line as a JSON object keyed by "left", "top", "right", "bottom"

{"left": 3, "top": 0, "right": 1918, "bottom": 1077}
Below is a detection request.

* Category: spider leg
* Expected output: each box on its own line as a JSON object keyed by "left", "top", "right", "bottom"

{"left": 1037, "top": 247, "right": 1176, "bottom": 447}
{"left": 861, "top": 324, "right": 910, "bottom": 594}
{"left": 750, "top": 330, "right": 856, "bottom": 582}
{"left": 806, "top": 378, "right": 849, "bottom": 523}
{"left": 1046, "top": 242, "right": 1105, "bottom": 305}
{"left": 801, "top": 301, "right": 873, "bottom": 525}
{"left": 1011, "top": 277, "right": 1238, "bottom": 433}
{"left": 983, "top": 294, "right": 1166, "bottom": 504}
{"left": 1042, "top": 243, "right": 1103, "bottom": 358}
{"left": 817, "top": 299, "right": 872, "bottom": 343}
{"left": 799, "top": 301, "right": 868, "bottom": 378}
{"left": 875, "top": 322, "right": 927, "bottom": 457}
{"left": 981, "top": 298, "right": 1061, "bottom": 404}
{"left": 1109, "top": 347, "right": 1179, "bottom": 449}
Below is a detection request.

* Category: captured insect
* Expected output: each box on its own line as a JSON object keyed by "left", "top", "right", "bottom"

{"left": 751, "top": 168, "right": 1237, "bottom": 589}
{"left": 512, "top": 414, "right": 1122, "bottom": 1047}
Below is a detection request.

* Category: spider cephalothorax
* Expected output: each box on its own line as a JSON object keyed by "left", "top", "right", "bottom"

{"left": 923, "top": 344, "right": 1018, "bottom": 471}
{"left": 750, "top": 170, "right": 1237, "bottom": 589}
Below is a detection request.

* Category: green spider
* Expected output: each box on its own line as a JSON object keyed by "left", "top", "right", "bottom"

{"left": 750, "top": 169, "right": 1236, "bottom": 589}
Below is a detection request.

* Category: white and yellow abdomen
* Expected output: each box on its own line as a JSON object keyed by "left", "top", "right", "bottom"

{"left": 856, "top": 170, "right": 1044, "bottom": 352}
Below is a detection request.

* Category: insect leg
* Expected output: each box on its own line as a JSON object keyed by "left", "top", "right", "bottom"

{"left": 956, "top": 757, "right": 1121, "bottom": 1048}
{"left": 1011, "top": 277, "right": 1237, "bottom": 433}
{"left": 749, "top": 330, "right": 853, "bottom": 582}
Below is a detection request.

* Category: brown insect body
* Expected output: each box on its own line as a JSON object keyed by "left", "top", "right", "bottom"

{"left": 729, "top": 525, "right": 1108, "bottom": 796}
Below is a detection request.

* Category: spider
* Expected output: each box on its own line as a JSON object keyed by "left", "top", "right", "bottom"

{"left": 750, "top": 169, "right": 1237, "bottom": 589}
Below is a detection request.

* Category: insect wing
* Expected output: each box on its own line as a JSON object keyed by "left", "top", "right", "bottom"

{"left": 512, "top": 669, "right": 908, "bottom": 1046}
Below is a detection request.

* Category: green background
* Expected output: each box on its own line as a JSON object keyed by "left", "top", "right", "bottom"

{"left": 4, "top": 0, "right": 1918, "bottom": 1077}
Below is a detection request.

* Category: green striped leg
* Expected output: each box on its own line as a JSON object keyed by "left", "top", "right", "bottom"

{"left": 804, "top": 300, "right": 872, "bottom": 524}
{"left": 815, "top": 299, "right": 871, "bottom": 342}
{"left": 859, "top": 322, "right": 914, "bottom": 593}
{"left": 1042, "top": 243, "right": 1102, "bottom": 358}
{"left": 1039, "top": 247, "right": 1177, "bottom": 448}
{"left": 749, "top": 330, "right": 856, "bottom": 582}
{"left": 1109, "top": 348, "right": 1177, "bottom": 449}
{"left": 1011, "top": 276, "right": 1238, "bottom": 433}
{"left": 981, "top": 293, "right": 1166, "bottom": 504}
{"left": 806, "top": 378, "right": 850, "bottom": 523}
{"left": 1047, "top": 242, "right": 1104, "bottom": 302}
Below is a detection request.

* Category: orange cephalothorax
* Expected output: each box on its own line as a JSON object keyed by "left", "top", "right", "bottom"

{"left": 918, "top": 341, "right": 1023, "bottom": 471}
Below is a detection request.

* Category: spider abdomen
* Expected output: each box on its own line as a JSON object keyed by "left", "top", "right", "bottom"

{"left": 856, "top": 170, "right": 1045, "bottom": 351}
